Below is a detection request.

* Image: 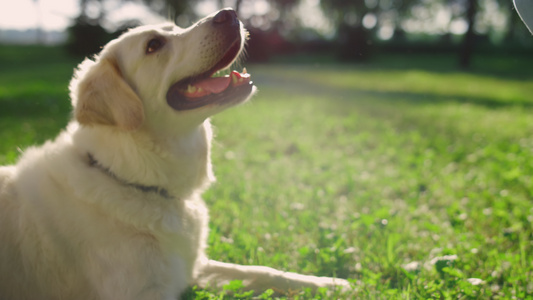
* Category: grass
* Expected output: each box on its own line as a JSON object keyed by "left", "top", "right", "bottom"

{"left": 0, "top": 45, "right": 77, "bottom": 162}
{"left": 1, "top": 45, "right": 533, "bottom": 299}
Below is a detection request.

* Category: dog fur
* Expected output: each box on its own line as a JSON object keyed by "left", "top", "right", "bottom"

{"left": 0, "top": 9, "right": 349, "bottom": 300}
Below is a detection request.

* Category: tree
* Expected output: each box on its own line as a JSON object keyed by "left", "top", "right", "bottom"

{"left": 140, "top": 0, "right": 191, "bottom": 24}
{"left": 459, "top": 0, "right": 477, "bottom": 69}
{"left": 32, "top": 0, "right": 45, "bottom": 44}
{"left": 320, "top": 0, "right": 374, "bottom": 60}
{"left": 65, "top": 0, "right": 112, "bottom": 56}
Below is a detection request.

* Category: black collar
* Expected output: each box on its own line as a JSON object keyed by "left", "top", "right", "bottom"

{"left": 87, "top": 153, "right": 173, "bottom": 199}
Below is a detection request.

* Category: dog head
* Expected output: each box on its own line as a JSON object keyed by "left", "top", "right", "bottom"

{"left": 70, "top": 9, "right": 255, "bottom": 132}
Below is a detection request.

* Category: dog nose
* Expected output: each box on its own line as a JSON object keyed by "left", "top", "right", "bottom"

{"left": 213, "top": 9, "right": 238, "bottom": 25}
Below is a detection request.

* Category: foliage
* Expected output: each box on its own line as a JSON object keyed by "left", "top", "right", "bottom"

{"left": 65, "top": 18, "right": 113, "bottom": 57}
{"left": 1, "top": 46, "right": 533, "bottom": 298}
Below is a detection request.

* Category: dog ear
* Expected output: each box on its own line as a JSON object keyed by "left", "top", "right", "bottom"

{"left": 74, "top": 57, "right": 145, "bottom": 131}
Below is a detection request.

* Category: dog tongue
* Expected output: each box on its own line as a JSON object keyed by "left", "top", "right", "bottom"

{"left": 195, "top": 76, "right": 231, "bottom": 93}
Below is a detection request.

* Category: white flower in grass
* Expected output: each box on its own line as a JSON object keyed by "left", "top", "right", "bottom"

{"left": 467, "top": 278, "right": 484, "bottom": 286}
{"left": 402, "top": 261, "right": 421, "bottom": 272}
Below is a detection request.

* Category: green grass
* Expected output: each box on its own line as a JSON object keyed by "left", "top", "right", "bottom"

{"left": 0, "top": 45, "right": 78, "bottom": 162}
{"left": 1, "top": 46, "right": 533, "bottom": 299}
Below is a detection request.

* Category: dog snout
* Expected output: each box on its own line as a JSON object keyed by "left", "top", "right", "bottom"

{"left": 212, "top": 9, "right": 239, "bottom": 27}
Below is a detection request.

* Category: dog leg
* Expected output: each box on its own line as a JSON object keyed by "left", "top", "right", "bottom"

{"left": 193, "top": 259, "right": 351, "bottom": 295}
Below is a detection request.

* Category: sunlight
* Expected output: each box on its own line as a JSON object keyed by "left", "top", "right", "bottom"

{"left": 0, "top": 0, "right": 78, "bottom": 30}
{"left": 195, "top": 0, "right": 219, "bottom": 17}
{"left": 363, "top": 13, "right": 377, "bottom": 29}
{"left": 0, "top": 0, "right": 75, "bottom": 44}
{"left": 0, "top": 0, "right": 164, "bottom": 31}
{"left": 402, "top": 3, "right": 451, "bottom": 35}
{"left": 378, "top": 26, "right": 394, "bottom": 40}
{"left": 0, "top": 0, "right": 39, "bottom": 30}
{"left": 239, "top": 0, "right": 271, "bottom": 19}
{"left": 450, "top": 19, "right": 468, "bottom": 35}
{"left": 105, "top": 2, "right": 166, "bottom": 30}
{"left": 297, "top": 0, "right": 334, "bottom": 36}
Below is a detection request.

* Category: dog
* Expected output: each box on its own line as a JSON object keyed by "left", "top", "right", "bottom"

{"left": 0, "top": 9, "right": 350, "bottom": 299}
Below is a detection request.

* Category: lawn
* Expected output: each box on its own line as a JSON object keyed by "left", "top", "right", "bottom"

{"left": 1, "top": 46, "right": 532, "bottom": 299}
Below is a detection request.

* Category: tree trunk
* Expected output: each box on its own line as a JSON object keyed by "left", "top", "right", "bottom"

{"left": 235, "top": 0, "right": 243, "bottom": 14}
{"left": 459, "top": 0, "right": 477, "bottom": 69}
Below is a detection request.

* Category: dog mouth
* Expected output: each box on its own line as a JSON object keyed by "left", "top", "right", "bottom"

{"left": 166, "top": 38, "right": 253, "bottom": 111}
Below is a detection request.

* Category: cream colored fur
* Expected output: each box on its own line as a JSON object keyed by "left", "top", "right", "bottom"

{"left": 0, "top": 9, "right": 350, "bottom": 300}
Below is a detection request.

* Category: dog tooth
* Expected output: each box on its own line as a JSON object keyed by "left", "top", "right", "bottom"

{"left": 242, "top": 67, "right": 247, "bottom": 74}
{"left": 230, "top": 72, "right": 239, "bottom": 84}
{"left": 187, "top": 85, "right": 197, "bottom": 93}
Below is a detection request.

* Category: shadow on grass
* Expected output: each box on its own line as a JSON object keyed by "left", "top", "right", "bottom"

{"left": 0, "top": 95, "right": 71, "bottom": 118}
{"left": 271, "top": 53, "right": 533, "bottom": 81}
{"left": 254, "top": 71, "right": 533, "bottom": 110}
{"left": 0, "top": 45, "right": 77, "bottom": 119}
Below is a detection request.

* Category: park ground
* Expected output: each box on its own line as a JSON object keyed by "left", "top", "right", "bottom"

{"left": 1, "top": 46, "right": 533, "bottom": 298}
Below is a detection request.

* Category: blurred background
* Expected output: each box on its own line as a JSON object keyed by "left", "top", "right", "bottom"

{"left": 1, "top": 0, "right": 531, "bottom": 68}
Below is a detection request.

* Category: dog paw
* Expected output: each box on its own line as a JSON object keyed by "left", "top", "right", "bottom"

{"left": 312, "top": 276, "right": 352, "bottom": 293}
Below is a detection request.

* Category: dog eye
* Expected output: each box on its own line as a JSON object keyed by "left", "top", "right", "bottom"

{"left": 146, "top": 38, "right": 165, "bottom": 54}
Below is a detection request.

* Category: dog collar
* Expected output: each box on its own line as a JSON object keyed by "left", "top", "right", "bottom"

{"left": 87, "top": 153, "right": 173, "bottom": 199}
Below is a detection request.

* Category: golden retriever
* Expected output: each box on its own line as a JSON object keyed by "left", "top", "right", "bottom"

{"left": 0, "top": 9, "right": 349, "bottom": 299}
